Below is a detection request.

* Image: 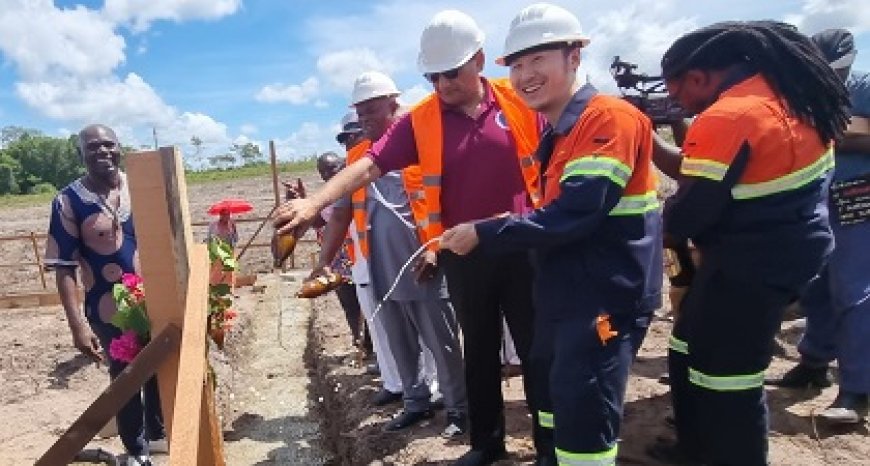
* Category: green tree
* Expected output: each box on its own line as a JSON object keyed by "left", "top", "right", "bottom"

{"left": 3, "top": 133, "right": 83, "bottom": 193}
{"left": 208, "top": 152, "right": 237, "bottom": 169}
{"left": 231, "top": 142, "right": 263, "bottom": 166}
{"left": 1, "top": 125, "right": 42, "bottom": 149}
{"left": 0, "top": 157, "right": 19, "bottom": 195}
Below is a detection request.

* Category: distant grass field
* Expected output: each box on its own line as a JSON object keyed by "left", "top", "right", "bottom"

{"left": 0, "top": 159, "right": 317, "bottom": 209}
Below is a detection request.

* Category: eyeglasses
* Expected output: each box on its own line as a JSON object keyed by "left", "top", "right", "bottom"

{"left": 424, "top": 66, "right": 462, "bottom": 84}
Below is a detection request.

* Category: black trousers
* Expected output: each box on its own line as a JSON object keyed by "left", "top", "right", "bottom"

{"left": 334, "top": 282, "right": 372, "bottom": 352}
{"left": 441, "top": 250, "right": 542, "bottom": 452}
{"left": 669, "top": 263, "right": 795, "bottom": 466}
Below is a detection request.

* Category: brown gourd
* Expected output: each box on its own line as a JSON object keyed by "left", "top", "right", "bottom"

{"left": 271, "top": 230, "right": 298, "bottom": 268}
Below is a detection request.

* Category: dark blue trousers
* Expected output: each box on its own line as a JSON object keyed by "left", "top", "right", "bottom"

{"left": 531, "top": 311, "right": 645, "bottom": 463}
{"left": 89, "top": 316, "right": 165, "bottom": 456}
{"left": 669, "top": 264, "right": 794, "bottom": 466}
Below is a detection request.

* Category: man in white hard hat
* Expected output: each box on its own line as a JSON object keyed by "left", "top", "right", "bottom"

{"left": 274, "top": 10, "right": 545, "bottom": 466}
{"left": 441, "top": 4, "right": 661, "bottom": 465}
{"left": 315, "top": 71, "right": 468, "bottom": 437}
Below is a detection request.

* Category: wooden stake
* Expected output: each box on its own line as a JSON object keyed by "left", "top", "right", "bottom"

{"left": 30, "top": 231, "right": 47, "bottom": 289}
{"left": 270, "top": 140, "right": 280, "bottom": 207}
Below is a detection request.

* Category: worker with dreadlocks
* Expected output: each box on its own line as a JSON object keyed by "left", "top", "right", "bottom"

{"left": 646, "top": 21, "right": 850, "bottom": 465}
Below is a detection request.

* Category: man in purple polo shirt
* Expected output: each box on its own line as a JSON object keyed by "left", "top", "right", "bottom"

{"left": 275, "top": 10, "right": 543, "bottom": 466}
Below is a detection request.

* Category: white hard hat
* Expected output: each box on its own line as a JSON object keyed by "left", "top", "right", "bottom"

{"left": 350, "top": 71, "right": 400, "bottom": 106}
{"left": 418, "top": 10, "right": 485, "bottom": 73}
{"left": 496, "top": 3, "right": 590, "bottom": 66}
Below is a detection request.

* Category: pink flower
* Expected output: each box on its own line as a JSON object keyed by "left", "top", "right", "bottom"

{"left": 121, "top": 273, "right": 143, "bottom": 292}
{"left": 108, "top": 330, "right": 143, "bottom": 363}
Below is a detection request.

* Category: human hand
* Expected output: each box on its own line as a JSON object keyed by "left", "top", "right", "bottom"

{"left": 72, "top": 324, "right": 104, "bottom": 364}
{"left": 283, "top": 178, "right": 306, "bottom": 200}
{"left": 440, "top": 223, "right": 479, "bottom": 255}
{"left": 273, "top": 198, "right": 317, "bottom": 235}
{"left": 413, "top": 249, "right": 439, "bottom": 282}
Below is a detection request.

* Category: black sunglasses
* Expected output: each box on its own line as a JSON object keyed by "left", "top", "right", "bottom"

{"left": 424, "top": 66, "right": 462, "bottom": 84}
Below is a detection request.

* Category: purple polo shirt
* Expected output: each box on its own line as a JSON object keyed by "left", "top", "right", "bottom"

{"left": 367, "top": 78, "right": 536, "bottom": 228}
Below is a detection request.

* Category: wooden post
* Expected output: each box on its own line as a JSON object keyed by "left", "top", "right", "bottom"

{"left": 125, "top": 147, "right": 194, "bottom": 437}
{"left": 168, "top": 246, "right": 211, "bottom": 465}
{"left": 30, "top": 231, "right": 47, "bottom": 289}
{"left": 270, "top": 140, "right": 280, "bottom": 207}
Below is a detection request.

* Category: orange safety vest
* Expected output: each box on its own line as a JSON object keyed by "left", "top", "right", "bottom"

{"left": 409, "top": 78, "right": 542, "bottom": 243}
{"left": 345, "top": 140, "right": 430, "bottom": 262}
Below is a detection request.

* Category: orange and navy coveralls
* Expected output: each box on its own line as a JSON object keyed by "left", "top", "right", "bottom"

{"left": 473, "top": 84, "right": 662, "bottom": 464}
{"left": 664, "top": 72, "right": 834, "bottom": 465}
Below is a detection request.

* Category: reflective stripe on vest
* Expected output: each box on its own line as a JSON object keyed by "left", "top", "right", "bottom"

{"left": 560, "top": 155, "right": 632, "bottom": 188}
{"left": 669, "top": 335, "right": 689, "bottom": 355}
{"left": 731, "top": 148, "right": 834, "bottom": 200}
{"left": 409, "top": 78, "right": 541, "bottom": 241}
{"left": 555, "top": 445, "right": 617, "bottom": 466}
{"left": 609, "top": 191, "right": 660, "bottom": 216}
{"left": 538, "top": 410, "right": 554, "bottom": 429}
{"left": 681, "top": 158, "right": 729, "bottom": 182}
{"left": 688, "top": 367, "right": 764, "bottom": 391}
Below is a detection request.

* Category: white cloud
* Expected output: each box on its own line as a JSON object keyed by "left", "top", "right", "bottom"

{"left": 787, "top": 0, "right": 870, "bottom": 35}
{"left": 15, "top": 73, "right": 173, "bottom": 125}
{"left": 315, "top": 48, "right": 393, "bottom": 92}
{"left": 102, "top": 0, "right": 242, "bottom": 33}
{"left": 255, "top": 77, "right": 321, "bottom": 105}
{"left": 240, "top": 123, "right": 258, "bottom": 135}
{"left": 399, "top": 84, "right": 430, "bottom": 107}
{"left": 272, "top": 122, "right": 340, "bottom": 160}
{"left": 0, "top": 0, "right": 125, "bottom": 80}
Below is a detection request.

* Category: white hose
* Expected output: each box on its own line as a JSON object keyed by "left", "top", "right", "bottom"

{"left": 367, "top": 236, "right": 441, "bottom": 323}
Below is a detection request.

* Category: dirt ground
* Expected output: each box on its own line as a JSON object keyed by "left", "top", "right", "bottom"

{"left": 1, "top": 173, "right": 868, "bottom": 465}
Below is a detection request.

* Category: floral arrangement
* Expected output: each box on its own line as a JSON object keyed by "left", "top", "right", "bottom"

{"left": 207, "top": 237, "right": 239, "bottom": 349}
{"left": 107, "top": 238, "right": 241, "bottom": 362}
{"left": 108, "top": 273, "right": 150, "bottom": 363}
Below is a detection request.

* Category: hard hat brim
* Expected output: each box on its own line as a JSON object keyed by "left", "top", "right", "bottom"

{"left": 349, "top": 92, "right": 401, "bottom": 108}
{"left": 495, "top": 36, "right": 590, "bottom": 66}
{"left": 417, "top": 44, "right": 484, "bottom": 74}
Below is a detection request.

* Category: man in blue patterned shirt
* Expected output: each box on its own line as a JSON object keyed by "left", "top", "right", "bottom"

{"left": 45, "top": 124, "right": 164, "bottom": 465}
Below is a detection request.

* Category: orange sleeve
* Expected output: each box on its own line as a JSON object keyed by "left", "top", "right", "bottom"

{"left": 559, "top": 107, "right": 644, "bottom": 188}
{"left": 680, "top": 112, "right": 747, "bottom": 182}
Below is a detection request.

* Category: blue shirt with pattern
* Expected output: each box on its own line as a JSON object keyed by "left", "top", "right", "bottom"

{"left": 45, "top": 174, "right": 138, "bottom": 324}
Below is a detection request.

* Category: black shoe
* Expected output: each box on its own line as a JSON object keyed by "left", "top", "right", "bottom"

{"left": 384, "top": 409, "right": 434, "bottom": 431}
{"left": 372, "top": 389, "right": 402, "bottom": 406}
{"left": 452, "top": 445, "right": 507, "bottom": 466}
{"left": 646, "top": 440, "right": 703, "bottom": 466}
{"left": 441, "top": 412, "right": 467, "bottom": 438}
{"left": 765, "top": 362, "right": 832, "bottom": 388}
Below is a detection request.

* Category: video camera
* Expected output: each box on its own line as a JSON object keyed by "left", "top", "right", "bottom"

{"left": 610, "top": 56, "right": 687, "bottom": 126}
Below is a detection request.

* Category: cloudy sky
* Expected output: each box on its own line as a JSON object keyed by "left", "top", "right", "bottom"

{"left": 1, "top": 0, "right": 868, "bottom": 164}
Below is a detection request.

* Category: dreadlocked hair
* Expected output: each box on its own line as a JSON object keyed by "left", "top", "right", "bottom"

{"left": 661, "top": 20, "right": 850, "bottom": 143}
